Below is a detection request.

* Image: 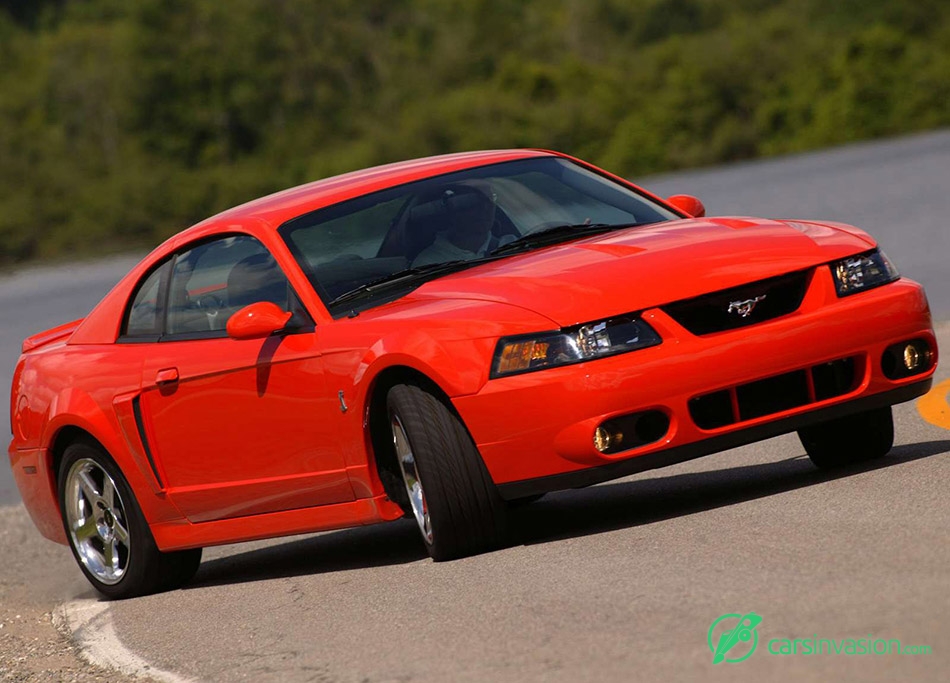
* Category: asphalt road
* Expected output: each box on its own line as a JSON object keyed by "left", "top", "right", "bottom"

{"left": 1, "top": 131, "right": 948, "bottom": 682}
{"left": 113, "top": 383, "right": 950, "bottom": 682}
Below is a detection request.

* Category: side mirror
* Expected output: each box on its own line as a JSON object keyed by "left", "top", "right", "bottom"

{"left": 666, "top": 194, "right": 706, "bottom": 218}
{"left": 226, "top": 302, "right": 292, "bottom": 340}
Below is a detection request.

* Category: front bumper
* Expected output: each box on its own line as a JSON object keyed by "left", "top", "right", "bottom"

{"left": 452, "top": 272, "right": 937, "bottom": 498}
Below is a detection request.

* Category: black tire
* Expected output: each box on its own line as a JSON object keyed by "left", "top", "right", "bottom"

{"left": 158, "top": 545, "right": 203, "bottom": 592}
{"left": 386, "top": 383, "right": 507, "bottom": 560}
{"left": 507, "top": 493, "right": 546, "bottom": 509}
{"left": 58, "top": 439, "right": 202, "bottom": 599}
{"left": 798, "top": 406, "right": 895, "bottom": 469}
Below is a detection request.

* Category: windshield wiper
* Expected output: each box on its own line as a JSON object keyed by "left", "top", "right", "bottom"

{"left": 489, "top": 222, "right": 628, "bottom": 256}
{"left": 327, "top": 257, "right": 498, "bottom": 309}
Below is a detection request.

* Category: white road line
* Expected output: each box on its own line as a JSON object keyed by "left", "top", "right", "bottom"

{"left": 54, "top": 598, "right": 197, "bottom": 683}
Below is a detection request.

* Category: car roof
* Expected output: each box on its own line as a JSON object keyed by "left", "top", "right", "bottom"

{"left": 203, "top": 148, "right": 557, "bottom": 231}
{"left": 68, "top": 149, "right": 564, "bottom": 345}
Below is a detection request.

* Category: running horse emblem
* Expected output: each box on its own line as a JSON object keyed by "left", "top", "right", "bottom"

{"left": 727, "top": 295, "right": 767, "bottom": 318}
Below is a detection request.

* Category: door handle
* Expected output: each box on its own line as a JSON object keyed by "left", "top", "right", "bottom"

{"left": 155, "top": 368, "right": 180, "bottom": 385}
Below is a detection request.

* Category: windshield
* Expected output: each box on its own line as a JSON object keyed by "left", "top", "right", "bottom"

{"left": 279, "top": 157, "right": 678, "bottom": 315}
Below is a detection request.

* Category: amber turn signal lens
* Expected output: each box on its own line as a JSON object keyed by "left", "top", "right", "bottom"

{"left": 495, "top": 341, "right": 550, "bottom": 374}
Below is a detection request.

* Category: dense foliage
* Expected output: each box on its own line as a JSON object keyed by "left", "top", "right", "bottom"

{"left": 1, "top": 0, "right": 948, "bottom": 264}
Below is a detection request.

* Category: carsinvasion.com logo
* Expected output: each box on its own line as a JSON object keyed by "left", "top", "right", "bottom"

{"left": 707, "top": 612, "right": 931, "bottom": 663}
{"left": 708, "top": 612, "right": 762, "bottom": 664}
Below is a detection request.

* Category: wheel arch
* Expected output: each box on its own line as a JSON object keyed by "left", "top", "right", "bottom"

{"left": 50, "top": 425, "right": 109, "bottom": 481}
{"left": 46, "top": 424, "right": 131, "bottom": 527}
{"left": 14, "top": 423, "right": 115, "bottom": 546}
{"left": 364, "top": 364, "right": 462, "bottom": 510}
{"left": 39, "top": 391, "right": 185, "bottom": 530}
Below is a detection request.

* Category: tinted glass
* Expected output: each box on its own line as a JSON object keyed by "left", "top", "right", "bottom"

{"left": 279, "top": 157, "right": 677, "bottom": 311}
{"left": 165, "top": 235, "right": 291, "bottom": 336}
{"left": 123, "top": 261, "right": 167, "bottom": 337}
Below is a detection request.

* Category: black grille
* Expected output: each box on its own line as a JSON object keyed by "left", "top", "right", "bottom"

{"left": 662, "top": 270, "right": 811, "bottom": 335}
{"left": 736, "top": 370, "right": 810, "bottom": 420}
{"left": 689, "top": 357, "right": 860, "bottom": 430}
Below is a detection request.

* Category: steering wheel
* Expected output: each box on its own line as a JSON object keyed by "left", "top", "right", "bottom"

{"left": 193, "top": 293, "right": 225, "bottom": 326}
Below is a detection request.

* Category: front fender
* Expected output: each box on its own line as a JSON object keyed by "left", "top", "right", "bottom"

{"left": 316, "top": 299, "right": 557, "bottom": 496}
{"left": 324, "top": 297, "right": 559, "bottom": 404}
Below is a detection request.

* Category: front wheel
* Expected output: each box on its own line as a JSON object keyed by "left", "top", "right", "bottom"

{"left": 798, "top": 406, "right": 894, "bottom": 469}
{"left": 58, "top": 440, "right": 202, "bottom": 599}
{"left": 387, "top": 384, "right": 507, "bottom": 560}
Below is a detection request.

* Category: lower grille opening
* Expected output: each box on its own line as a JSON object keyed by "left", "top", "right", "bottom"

{"left": 813, "top": 357, "right": 857, "bottom": 400}
{"left": 689, "top": 391, "right": 733, "bottom": 430}
{"left": 737, "top": 370, "right": 809, "bottom": 421}
{"left": 688, "top": 355, "right": 861, "bottom": 430}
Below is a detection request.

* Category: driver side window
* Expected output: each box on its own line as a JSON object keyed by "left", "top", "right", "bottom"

{"left": 166, "top": 235, "right": 291, "bottom": 337}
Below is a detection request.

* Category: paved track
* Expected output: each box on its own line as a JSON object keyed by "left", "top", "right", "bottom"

{"left": 1, "top": 132, "right": 948, "bottom": 681}
{"left": 114, "top": 389, "right": 950, "bottom": 682}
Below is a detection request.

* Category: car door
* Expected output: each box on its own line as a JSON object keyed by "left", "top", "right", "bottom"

{"left": 134, "top": 234, "right": 353, "bottom": 523}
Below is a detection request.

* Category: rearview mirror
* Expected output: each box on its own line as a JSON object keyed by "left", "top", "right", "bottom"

{"left": 226, "top": 302, "right": 292, "bottom": 340}
{"left": 666, "top": 194, "right": 706, "bottom": 218}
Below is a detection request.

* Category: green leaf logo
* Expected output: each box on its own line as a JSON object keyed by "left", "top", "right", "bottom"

{"left": 708, "top": 612, "right": 762, "bottom": 664}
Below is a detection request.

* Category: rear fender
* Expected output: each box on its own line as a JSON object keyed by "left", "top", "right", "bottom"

{"left": 42, "top": 388, "right": 184, "bottom": 526}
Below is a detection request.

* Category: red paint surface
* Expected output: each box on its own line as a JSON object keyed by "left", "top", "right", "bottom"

{"left": 7, "top": 150, "right": 937, "bottom": 551}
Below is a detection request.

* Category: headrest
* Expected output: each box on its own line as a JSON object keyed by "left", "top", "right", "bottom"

{"left": 227, "top": 253, "right": 285, "bottom": 308}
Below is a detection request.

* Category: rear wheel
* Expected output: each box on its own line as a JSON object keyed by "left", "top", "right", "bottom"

{"left": 798, "top": 406, "right": 894, "bottom": 469}
{"left": 387, "top": 384, "right": 507, "bottom": 560}
{"left": 58, "top": 440, "right": 202, "bottom": 599}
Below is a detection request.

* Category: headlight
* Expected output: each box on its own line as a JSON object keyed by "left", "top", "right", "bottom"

{"left": 491, "top": 315, "right": 661, "bottom": 378}
{"left": 831, "top": 249, "right": 899, "bottom": 297}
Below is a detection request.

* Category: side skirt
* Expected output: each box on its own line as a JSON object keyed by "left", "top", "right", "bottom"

{"left": 151, "top": 493, "right": 404, "bottom": 551}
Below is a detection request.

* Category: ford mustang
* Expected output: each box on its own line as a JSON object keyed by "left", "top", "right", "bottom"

{"left": 7, "top": 150, "right": 937, "bottom": 598}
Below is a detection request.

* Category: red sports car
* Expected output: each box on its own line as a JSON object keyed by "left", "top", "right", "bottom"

{"left": 8, "top": 150, "right": 937, "bottom": 598}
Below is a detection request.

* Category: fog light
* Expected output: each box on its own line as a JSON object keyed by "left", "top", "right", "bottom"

{"left": 903, "top": 344, "right": 920, "bottom": 371}
{"left": 593, "top": 411, "right": 670, "bottom": 454}
{"left": 593, "top": 426, "right": 623, "bottom": 453}
{"left": 882, "top": 338, "right": 933, "bottom": 380}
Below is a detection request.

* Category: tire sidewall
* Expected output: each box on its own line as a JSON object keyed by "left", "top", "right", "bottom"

{"left": 386, "top": 383, "right": 506, "bottom": 560}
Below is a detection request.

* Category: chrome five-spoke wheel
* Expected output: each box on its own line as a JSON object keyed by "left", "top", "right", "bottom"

{"left": 58, "top": 440, "right": 203, "bottom": 599}
{"left": 63, "top": 457, "right": 131, "bottom": 585}
{"left": 391, "top": 413, "right": 433, "bottom": 544}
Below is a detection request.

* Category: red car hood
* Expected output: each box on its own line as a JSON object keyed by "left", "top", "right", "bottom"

{"left": 404, "top": 217, "right": 876, "bottom": 327}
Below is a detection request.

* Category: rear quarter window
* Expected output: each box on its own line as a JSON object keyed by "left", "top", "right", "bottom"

{"left": 123, "top": 260, "right": 169, "bottom": 338}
